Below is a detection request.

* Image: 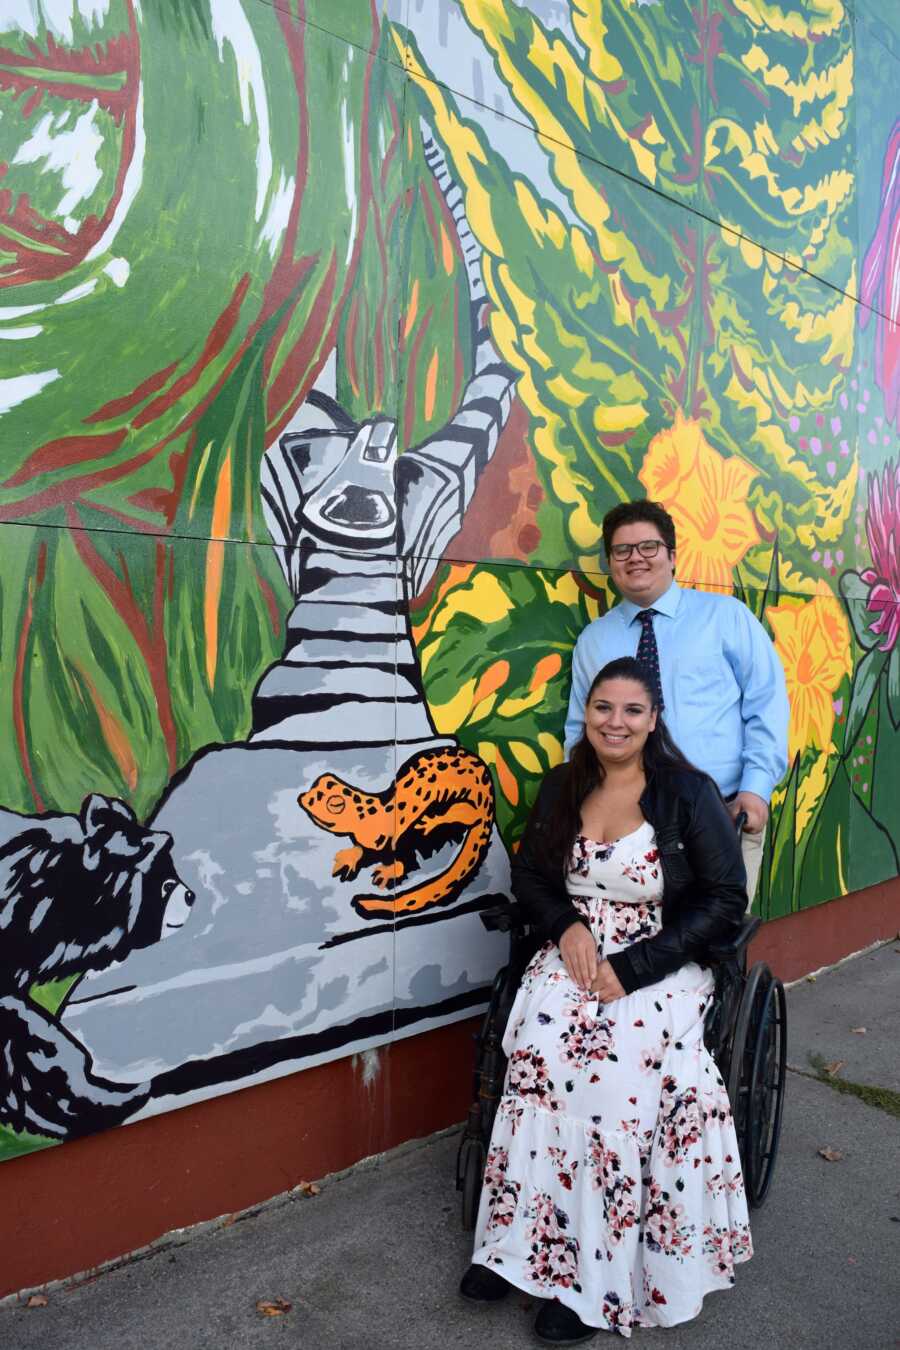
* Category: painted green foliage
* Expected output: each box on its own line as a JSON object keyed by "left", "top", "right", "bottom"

{"left": 1, "top": 0, "right": 362, "bottom": 814}
{"left": 398, "top": 0, "right": 900, "bottom": 919}
{"left": 397, "top": 0, "right": 857, "bottom": 565}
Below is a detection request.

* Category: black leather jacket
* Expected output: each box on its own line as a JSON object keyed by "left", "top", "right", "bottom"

{"left": 510, "top": 764, "right": 747, "bottom": 995}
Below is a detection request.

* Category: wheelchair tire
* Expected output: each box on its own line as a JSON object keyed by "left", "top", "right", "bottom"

{"left": 726, "top": 962, "right": 772, "bottom": 1178}
{"left": 744, "top": 975, "right": 787, "bottom": 1208}
{"left": 459, "top": 1136, "right": 485, "bottom": 1232}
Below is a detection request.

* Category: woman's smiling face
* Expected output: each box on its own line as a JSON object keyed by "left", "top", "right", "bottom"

{"left": 584, "top": 676, "right": 657, "bottom": 767}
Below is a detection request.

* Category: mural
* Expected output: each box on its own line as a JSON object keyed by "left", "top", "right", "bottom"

{"left": 0, "top": 0, "right": 897, "bottom": 1163}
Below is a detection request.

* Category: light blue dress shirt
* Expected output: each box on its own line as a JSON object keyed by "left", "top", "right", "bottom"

{"left": 563, "top": 581, "right": 789, "bottom": 801}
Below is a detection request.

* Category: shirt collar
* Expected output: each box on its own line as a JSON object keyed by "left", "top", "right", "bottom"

{"left": 619, "top": 579, "right": 681, "bottom": 625}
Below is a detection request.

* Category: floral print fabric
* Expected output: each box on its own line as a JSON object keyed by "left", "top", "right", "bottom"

{"left": 471, "top": 822, "right": 752, "bottom": 1336}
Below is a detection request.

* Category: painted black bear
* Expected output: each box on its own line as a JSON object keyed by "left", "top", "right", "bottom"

{"left": 0, "top": 793, "right": 194, "bottom": 1141}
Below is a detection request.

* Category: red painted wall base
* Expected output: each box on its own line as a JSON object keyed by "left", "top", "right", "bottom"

{"left": 749, "top": 877, "right": 899, "bottom": 983}
{"left": 4, "top": 876, "right": 898, "bottom": 1299}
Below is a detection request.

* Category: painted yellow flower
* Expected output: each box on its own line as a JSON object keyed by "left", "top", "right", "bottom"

{"left": 638, "top": 412, "right": 760, "bottom": 590}
{"left": 765, "top": 589, "right": 853, "bottom": 760}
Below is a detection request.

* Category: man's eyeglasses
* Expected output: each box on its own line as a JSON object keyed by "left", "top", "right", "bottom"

{"left": 608, "top": 539, "right": 670, "bottom": 561}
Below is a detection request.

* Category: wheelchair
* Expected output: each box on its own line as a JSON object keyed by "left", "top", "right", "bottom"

{"left": 456, "top": 828, "right": 788, "bottom": 1229}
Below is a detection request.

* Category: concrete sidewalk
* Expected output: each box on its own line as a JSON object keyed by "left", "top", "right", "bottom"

{"left": 3, "top": 943, "right": 899, "bottom": 1350}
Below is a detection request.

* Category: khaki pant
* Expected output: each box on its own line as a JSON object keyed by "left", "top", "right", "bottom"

{"left": 740, "top": 826, "right": 766, "bottom": 911}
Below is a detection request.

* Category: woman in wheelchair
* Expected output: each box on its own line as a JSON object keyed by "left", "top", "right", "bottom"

{"left": 460, "top": 656, "right": 751, "bottom": 1343}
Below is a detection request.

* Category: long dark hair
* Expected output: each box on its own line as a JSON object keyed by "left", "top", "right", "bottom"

{"left": 545, "top": 656, "right": 699, "bottom": 870}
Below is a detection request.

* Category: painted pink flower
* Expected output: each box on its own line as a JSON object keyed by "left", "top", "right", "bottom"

{"left": 861, "top": 459, "right": 900, "bottom": 651}
{"left": 860, "top": 120, "right": 900, "bottom": 426}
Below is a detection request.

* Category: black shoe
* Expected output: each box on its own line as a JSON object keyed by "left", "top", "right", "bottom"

{"left": 534, "top": 1299, "right": 598, "bottom": 1345}
{"left": 459, "top": 1263, "right": 510, "bottom": 1303}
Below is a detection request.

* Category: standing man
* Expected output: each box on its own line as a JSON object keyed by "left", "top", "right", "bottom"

{"left": 564, "top": 500, "right": 789, "bottom": 901}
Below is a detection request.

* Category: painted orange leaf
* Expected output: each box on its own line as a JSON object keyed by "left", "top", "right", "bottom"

{"left": 423, "top": 349, "right": 439, "bottom": 422}
{"left": 403, "top": 278, "right": 420, "bottom": 341}
{"left": 530, "top": 653, "right": 562, "bottom": 690}
{"left": 766, "top": 589, "right": 852, "bottom": 759}
{"left": 493, "top": 744, "right": 519, "bottom": 806}
{"left": 639, "top": 413, "right": 760, "bottom": 591}
{"left": 204, "top": 450, "right": 233, "bottom": 688}
{"left": 74, "top": 667, "right": 139, "bottom": 793}
{"left": 473, "top": 659, "right": 511, "bottom": 706}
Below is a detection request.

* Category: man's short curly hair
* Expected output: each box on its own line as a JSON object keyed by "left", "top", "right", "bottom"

{"left": 601, "top": 500, "right": 677, "bottom": 558}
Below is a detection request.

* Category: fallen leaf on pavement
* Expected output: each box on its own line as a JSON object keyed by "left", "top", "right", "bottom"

{"left": 817, "top": 1147, "right": 844, "bottom": 1162}
{"left": 256, "top": 1298, "right": 292, "bottom": 1317}
{"left": 805, "top": 974, "right": 817, "bottom": 982}
{"left": 822, "top": 1060, "right": 845, "bottom": 1077}
{"left": 297, "top": 1180, "right": 320, "bottom": 1197}
{"left": 221, "top": 1214, "right": 237, "bottom": 1228}
{"left": 850, "top": 1027, "right": 866, "bottom": 1035}
{"left": 25, "top": 1295, "right": 48, "bottom": 1309}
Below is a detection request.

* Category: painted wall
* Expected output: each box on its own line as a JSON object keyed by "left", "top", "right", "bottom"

{"left": 0, "top": 0, "right": 898, "bottom": 1173}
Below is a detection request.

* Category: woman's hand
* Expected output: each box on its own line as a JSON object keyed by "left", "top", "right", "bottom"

{"left": 558, "top": 922, "right": 598, "bottom": 991}
{"left": 591, "top": 959, "right": 626, "bottom": 1003}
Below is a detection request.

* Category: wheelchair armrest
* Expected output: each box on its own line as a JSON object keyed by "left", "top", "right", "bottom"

{"left": 480, "top": 901, "right": 528, "bottom": 934}
{"left": 705, "top": 915, "right": 761, "bottom": 963}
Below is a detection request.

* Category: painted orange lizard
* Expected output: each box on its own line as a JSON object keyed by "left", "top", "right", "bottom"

{"left": 297, "top": 747, "right": 494, "bottom": 917}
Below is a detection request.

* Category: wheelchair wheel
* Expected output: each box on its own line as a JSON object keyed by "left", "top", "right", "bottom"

{"left": 727, "top": 963, "right": 786, "bottom": 1208}
{"left": 457, "top": 961, "right": 513, "bottom": 1231}
{"left": 744, "top": 976, "right": 787, "bottom": 1207}
{"left": 459, "top": 1136, "right": 485, "bottom": 1231}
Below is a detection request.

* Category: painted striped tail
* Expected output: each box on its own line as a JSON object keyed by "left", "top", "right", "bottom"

{"left": 248, "top": 546, "right": 435, "bottom": 747}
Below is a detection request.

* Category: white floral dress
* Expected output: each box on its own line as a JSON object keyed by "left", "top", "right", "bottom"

{"left": 471, "top": 822, "right": 751, "bottom": 1337}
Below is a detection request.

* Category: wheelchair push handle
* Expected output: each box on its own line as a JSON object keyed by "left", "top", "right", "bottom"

{"left": 705, "top": 808, "right": 759, "bottom": 961}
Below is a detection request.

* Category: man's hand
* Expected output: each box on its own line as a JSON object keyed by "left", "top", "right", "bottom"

{"left": 729, "top": 790, "right": 768, "bottom": 833}
{"left": 559, "top": 922, "right": 598, "bottom": 990}
{"left": 591, "top": 959, "right": 626, "bottom": 1003}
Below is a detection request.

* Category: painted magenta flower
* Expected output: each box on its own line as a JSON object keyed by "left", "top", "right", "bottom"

{"left": 860, "top": 119, "right": 900, "bottom": 426}
{"left": 861, "top": 459, "right": 900, "bottom": 652}
{"left": 638, "top": 413, "right": 760, "bottom": 590}
{"left": 766, "top": 589, "right": 852, "bottom": 760}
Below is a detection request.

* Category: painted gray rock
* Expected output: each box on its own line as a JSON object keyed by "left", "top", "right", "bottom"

{"left": 62, "top": 734, "right": 509, "bottom": 1115}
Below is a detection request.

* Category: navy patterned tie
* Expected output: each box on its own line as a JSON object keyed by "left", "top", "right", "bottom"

{"left": 635, "top": 608, "right": 664, "bottom": 711}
